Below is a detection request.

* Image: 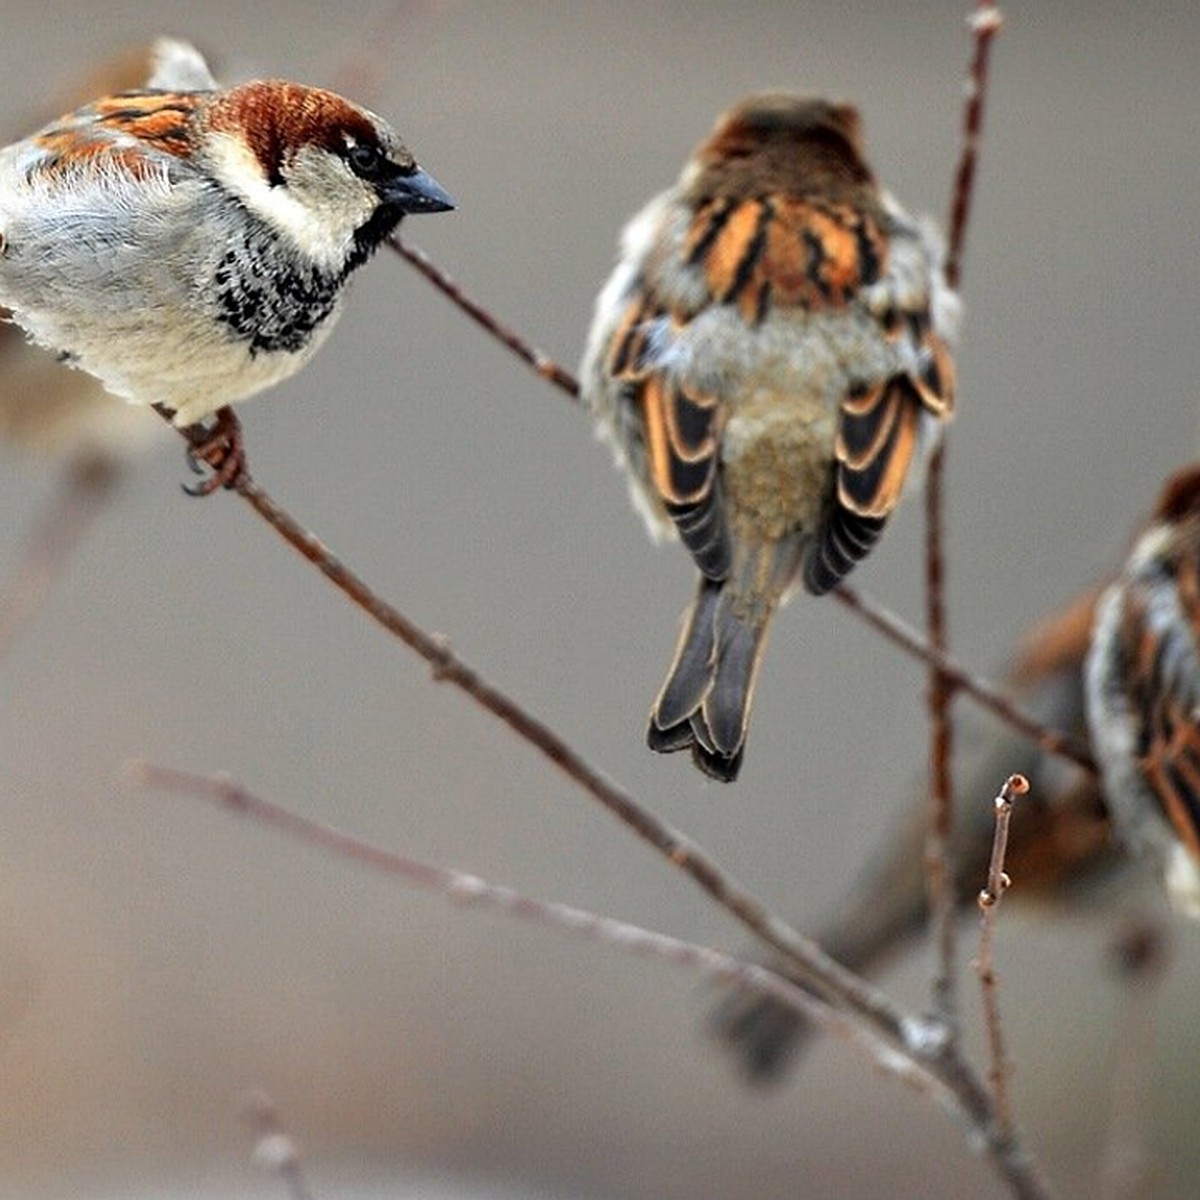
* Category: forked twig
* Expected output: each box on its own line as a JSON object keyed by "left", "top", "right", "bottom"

{"left": 154, "top": 425, "right": 910, "bottom": 1048}
{"left": 975, "top": 773, "right": 1026, "bottom": 1137}
{"left": 132, "top": 758, "right": 1057, "bottom": 1199}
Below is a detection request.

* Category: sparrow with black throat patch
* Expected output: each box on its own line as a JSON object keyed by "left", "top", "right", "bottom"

{"left": 0, "top": 38, "right": 454, "bottom": 494}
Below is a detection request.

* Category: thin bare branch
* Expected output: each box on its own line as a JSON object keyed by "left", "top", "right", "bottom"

{"left": 945, "top": 5, "right": 1006, "bottom": 290}
{"left": 975, "top": 773, "right": 1026, "bottom": 1137}
{"left": 388, "top": 235, "right": 582, "bottom": 399}
{"left": 0, "top": 454, "right": 122, "bottom": 663}
{"left": 131, "top": 757, "right": 1054, "bottom": 1198}
{"left": 131, "top": 760, "right": 952, "bottom": 1104}
{"left": 924, "top": 0, "right": 1005, "bottom": 1040}
{"left": 925, "top": 440, "right": 958, "bottom": 1034}
{"left": 832, "top": 584, "right": 1096, "bottom": 774}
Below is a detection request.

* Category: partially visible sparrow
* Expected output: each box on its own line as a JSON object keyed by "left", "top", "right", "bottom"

{"left": 1087, "top": 464, "right": 1200, "bottom": 918}
{"left": 581, "top": 94, "right": 958, "bottom": 781}
{"left": 711, "top": 583, "right": 1130, "bottom": 1084}
{"left": 0, "top": 38, "right": 453, "bottom": 493}
{"left": 0, "top": 45, "right": 173, "bottom": 463}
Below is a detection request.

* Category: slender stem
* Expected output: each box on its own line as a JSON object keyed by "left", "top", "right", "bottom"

{"left": 833, "top": 584, "right": 1095, "bottom": 773}
{"left": 945, "top": 6, "right": 1006, "bottom": 291}
{"left": 388, "top": 236, "right": 582, "bottom": 399}
{"left": 976, "top": 773, "right": 1026, "bottom": 1137}
{"left": 925, "top": 0, "right": 1006, "bottom": 1038}
{"left": 925, "top": 440, "right": 958, "bottom": 1034}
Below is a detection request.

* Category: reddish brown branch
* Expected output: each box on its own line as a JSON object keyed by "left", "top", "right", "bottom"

{"left": 925, "top": 0, "right": 1005, "bottom": 1037}
{"left": 925, "top": 438, "right": 959, "bottom": 1033}
{"left": 833, "top": 584, "right": 1096, "bottom": 774}
{"left": 975, "top": 773, "right": 1026, "bottom": 1137}
{"left": 945, "top": 6, "right": 1005, "bottom": 290}
{"left": 388, "top": 236, "right": 582, "bottom": 399}
{"left": 388, "top": 234, "right": 1091, "bottom": 781}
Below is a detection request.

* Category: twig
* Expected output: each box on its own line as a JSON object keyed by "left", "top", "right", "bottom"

{"left": 0, "top": 454, "right": 123, "bottom": 663}
{"left": 833, "top": 585, "right": 1096, "bottom": 773}
{"left": 1098, "top": 919, "right": 1171, "bottom": 1200}
{"left": 388, "top": 236, "right": 582, "bottom": 398}
{"left": 975, "top": 773, "right": 1026, "bottom": 1138}
{"left": 924, "top": 0, "right": 1005, "bottom": 1039}
{"left": 240, "top": 1090, "right": 318, "bottom": 1200}
{"left": 945, "top": 5, "right": 1006, "bottom": 291}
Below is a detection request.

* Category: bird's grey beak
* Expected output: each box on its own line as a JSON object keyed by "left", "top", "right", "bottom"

{"left": 383, "top": 167, "right": 455, "bottom": 214}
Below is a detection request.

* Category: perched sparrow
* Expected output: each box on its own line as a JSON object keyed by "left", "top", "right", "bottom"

{"left": 0, "top": 39, "right": 453, "bottom": 493}
{"left": 711, "top": 584, "right": 1129, "bottom": 1083}
{"left": 581, "top": 94, "right": 958, "bottom": 781}
{"left": 1087, "top": 464, "right": 1200, "bottom": 918}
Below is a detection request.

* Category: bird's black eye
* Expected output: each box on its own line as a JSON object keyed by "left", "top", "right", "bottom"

{"left": 346, "top": 140, "right": 386, "bottom": 181}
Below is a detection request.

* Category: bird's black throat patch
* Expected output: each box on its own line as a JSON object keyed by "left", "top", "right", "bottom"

{"left": 211, "top": 217, "right": 343, "bottom": 357}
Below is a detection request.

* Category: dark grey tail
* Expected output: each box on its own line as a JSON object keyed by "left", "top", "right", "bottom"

{"left": 647, "top": 577, "right": 773, "bottom": 783}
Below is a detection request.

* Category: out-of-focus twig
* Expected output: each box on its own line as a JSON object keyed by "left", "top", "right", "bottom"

{"left": 975, "top": 773, "right": 1025, "bottom": 1137}
{"left": 925, "top": 0, "right": 1005, "bottom": 1038}
{"left": 0, "top": 454, "right": 122, "bottom": 664}
{"left": 240, "top": 1090, "right": 318, "bottom": 1200}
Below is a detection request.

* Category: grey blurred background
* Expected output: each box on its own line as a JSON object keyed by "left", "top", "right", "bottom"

{"left": 1, "top": 2, "right": 1199, "bottom": 1197}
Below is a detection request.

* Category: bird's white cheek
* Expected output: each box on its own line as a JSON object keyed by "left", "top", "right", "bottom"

{"left": 204, "top": 132, "right": 360, "bottom": 274}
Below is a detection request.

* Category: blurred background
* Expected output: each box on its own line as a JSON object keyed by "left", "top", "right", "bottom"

{"left": 1, "top": 2, "right": 1199, "bottom": 1197}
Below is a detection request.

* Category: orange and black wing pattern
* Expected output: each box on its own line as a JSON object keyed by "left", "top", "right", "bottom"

{"left": 29, "top": 91, "right": 198, "bottom": 180}
{"left": 606, "top": 287, "right": 729, "bottom": 580}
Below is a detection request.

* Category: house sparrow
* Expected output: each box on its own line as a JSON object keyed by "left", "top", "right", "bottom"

{"left": 581, "top": 94, "right": 958, "bottom": 781}
{"left": 710, "top": 583, "right": 1130, "bottom": 1083}
{"left": 1087, "top": 464, "right": 1200, "bottom": 919}
{"left": 0, "top": 38, "right": 453, "bottom": 493}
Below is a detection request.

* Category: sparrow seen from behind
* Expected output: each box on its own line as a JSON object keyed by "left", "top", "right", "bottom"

{"left": 581, "top": 94, "right": 958, "bottom": 781}
{"left": 0, "top": 39, "right": 454, "bottom": 493}
{"left": 1087, "top": 464, "right": 1200, "bottom": 918}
